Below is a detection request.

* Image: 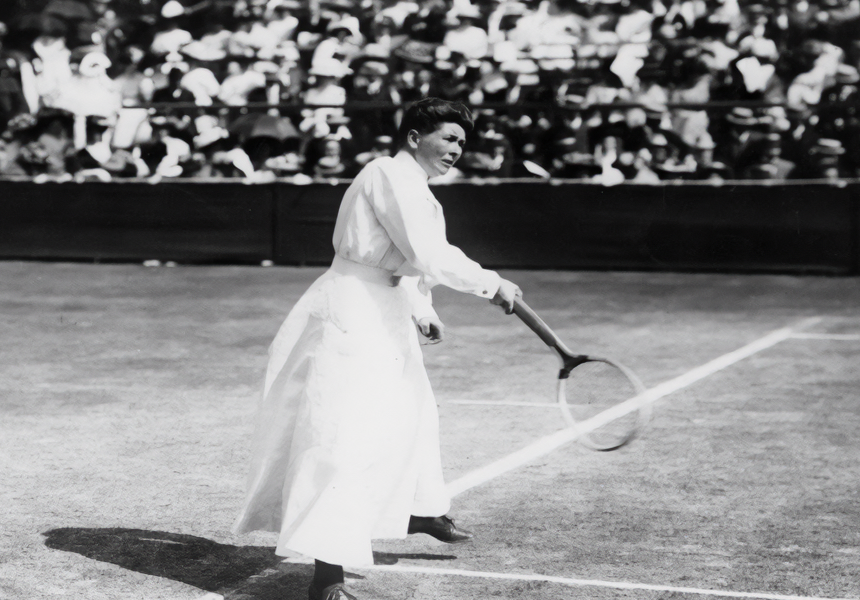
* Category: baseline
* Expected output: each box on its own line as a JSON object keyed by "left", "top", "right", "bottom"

{"left": 353, "top": 564, "right": 856, "bottom": 600}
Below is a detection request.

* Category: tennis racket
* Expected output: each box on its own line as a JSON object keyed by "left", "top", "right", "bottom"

{"left": 513, "top": 299, "right": 650, "bottom": 451}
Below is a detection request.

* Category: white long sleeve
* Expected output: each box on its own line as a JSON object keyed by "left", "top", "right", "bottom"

{"left": 332, "top": 151, "right": 501, "bottom": 300}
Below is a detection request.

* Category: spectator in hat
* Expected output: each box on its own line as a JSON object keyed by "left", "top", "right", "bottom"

{"left": 242, "top": 134, "right": 290, "bottom": 180}
{"left": 266, "top": 44, "right": 305, "bottom": 102}
{"left": 815, "top": 63, "right": 860, "bottom": 174}
{"left": 441, "top": 5, "right": 489, "bottom": 61}
{"left": 486, "top": 1, "right": 527, "bottom": 47}
{"left": 806, "top": 137, "right": 846, "bottom": 179}
{"left": 458, "top": 114, "right": 514, "bottom": 178}
{"left": 647, "top": 131, "right": 674, "bottom": 175}
{"left": 194, "top": 125, "right": 258, "bottom": 180}
{"left": 264, "top": 0, "right": 301, "bottom": 43}
{"left": 0, "top": 115, "right": 34, "bottom": 176}
{"left": 112, "top": 45, "right": 155, "bottom": 106}
{"left": 390, "top": 68, "right": 424, "bottom": 105}
{"left": 583, "top": 65, "right": 632, "bottom": 112}
{"left": 434, "top": 50, "right": 472, "bottom": 102}
{"left": 392, "top": 65, "right": 440, "bottom": 104}
{"left": 301, "top": 58, "right": 350, "bottom": 134}
{"left": 139, "top": 114, "right": 192, "bottom": 177}
{"left": 345, "top": 55, "right": 397, "bottom": 148}
{"left": 550, "top": 136, "right": 599, "bottom": 179}
{"left": 67, "top": 116, "right": 144, "bottom": 180}
{"left": 355, "top": 134, "right": 394, "bottom": 168}
{"left": 151, "top": 61, "right": 195, "bottom": 103}
{"left": 304, "top": 134, "right": 353, "bottom": 179}
{"left": 0, "top": 132, "right": 27, "bottom": 176}
{"left": 507, "top": 0, "right": 583, "bottom": 51}
{"left": 401, "top": 0, "right": 449, "bottom": 43}
{"left": 55, "top": 51, "right": 122, "bottom": 118}
{"left": 694, "top": 21, "right": 740, "bottom": 74}
{"left": 786, "top": 40, "right": 844, "bottom": 110}
{"left": 689, "top": 132, "right": 720, "bottom": 178}
{"left": 177, "top": 62, "right": 220, "bottom": 107}
{"left": 150, "top": 2, "right": 192, "bottom": 56}
{"left": 32, "top": 34, "right": 74, "bottom": 110}
{"left": 0, "top": 54, "right": 27, "bottom": 127}
{"left": 803, "top": 0, "right": 860, "bottom": 51}
{"left": 592, "top": 134, "right": 626, "bottom": 186}
{"left": 715, "top": 106, "right": 772, "bottom": 170}
{"left": 241, "top": 9, "right": 291, "bottom": 59}
{"left": 739, "top": 132, "right": 795, "bottom": 180}
{"left": 227, "top": 18, "right": 264, "bottom": 59}
{"left": 218, "top": 61, "right": 267, "bottom": 106}
{"left": 183, "top": 120, "right": 230, "bottom": 178}
{"left": 667, "top": 50, "right": 714, "bottom": 149}
{"left": 181, "top": 30, "right": 230, "bottom": 65}
{"left": 347, "top": 54, "right": 393, "bottom": 103}
{"left": 727, "top": 36, "right": 788, "bottom": 122}
{"left": 615, "top": 0, "right": 655, "bottom": 44}
{"left": 263, "top": 137, "right": 309, "bottom": 181}
{"left": 498, "top": 58, "right": 543, "bottom": 104}
{"left": 16, "top": 108, "right": 76, "bottom": 180}
{"left": 630, "top": 148, "right": 661, "bottom": 183}
{"left": 312, "top": 17, "right": 364, "bottom": 69}
{"left": 705, "top": 0, "right": 743, "bottom": 35}
{"left": 375, "top": 0, "right": 421, "bottom": 30}
{"left": 619, "top": 107, "right": 655, "bottom": 155}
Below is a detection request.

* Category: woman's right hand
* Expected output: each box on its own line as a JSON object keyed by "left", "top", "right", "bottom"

{"left": 490, "top": 278, "right": 522, "bottom": 314}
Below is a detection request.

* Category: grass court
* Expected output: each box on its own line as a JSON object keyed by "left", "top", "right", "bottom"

{"left": 1, "top": 262, "right": 858, "bottom": 600}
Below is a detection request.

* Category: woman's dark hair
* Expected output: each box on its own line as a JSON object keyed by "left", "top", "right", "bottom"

{"left": 396, "top": 98, "right": 474, "bottom": 147}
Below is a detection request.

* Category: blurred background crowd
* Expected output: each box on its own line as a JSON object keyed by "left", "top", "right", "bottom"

{"left": 0, "top": 0, "right": 858, "bottom": 183}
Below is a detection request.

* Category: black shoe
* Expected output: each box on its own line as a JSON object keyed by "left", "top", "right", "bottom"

{"left": 308, "top": 583, "right": 358, "bottom": 600}
{"left": 408, "top": 515, "right": 474, "bottom": 544}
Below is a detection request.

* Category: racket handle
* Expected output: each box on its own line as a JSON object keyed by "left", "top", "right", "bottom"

{"left": 513, "top": 299, "right": 563, "bottom": 349}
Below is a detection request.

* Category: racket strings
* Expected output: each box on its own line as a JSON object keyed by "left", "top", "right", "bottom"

{"left": 561, "top": 360, "right": 645, "bottom": 450}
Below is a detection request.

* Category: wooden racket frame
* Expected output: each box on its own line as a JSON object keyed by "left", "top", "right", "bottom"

{"left": 513, "top": 299, "right": 650, "bottom": 451}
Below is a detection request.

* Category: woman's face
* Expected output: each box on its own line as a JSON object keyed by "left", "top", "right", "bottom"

{"left": 411, "top": 122, "right": 466, "bottom": 178}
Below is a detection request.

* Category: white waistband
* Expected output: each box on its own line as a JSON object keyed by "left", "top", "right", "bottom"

{"left": 331, "top": 255, "right": 401, "bottom": 287}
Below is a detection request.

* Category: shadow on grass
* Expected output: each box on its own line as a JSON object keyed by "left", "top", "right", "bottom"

{"left": 43, "top": 527, "right": 457, "bottom": 599}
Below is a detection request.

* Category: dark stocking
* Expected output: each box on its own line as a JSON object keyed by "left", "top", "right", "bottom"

{"left": 313, "top": 560, "right": 344, "bottom": 591}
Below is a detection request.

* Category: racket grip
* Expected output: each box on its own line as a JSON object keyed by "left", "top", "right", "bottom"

{"left": 513, "top": 299, "right": 562, "bottom": 349}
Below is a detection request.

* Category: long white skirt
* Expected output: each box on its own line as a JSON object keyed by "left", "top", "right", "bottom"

{"left": 232, "top": 258, "right": 451, "bottom": 567}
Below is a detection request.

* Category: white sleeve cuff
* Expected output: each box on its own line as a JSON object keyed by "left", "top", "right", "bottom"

{"left": 475, "top": 270, "right": 502, "bottom": 299}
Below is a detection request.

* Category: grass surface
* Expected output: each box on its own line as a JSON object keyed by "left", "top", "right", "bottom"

{"left": 1, "top": 262, "right": 859, "bottom": 600}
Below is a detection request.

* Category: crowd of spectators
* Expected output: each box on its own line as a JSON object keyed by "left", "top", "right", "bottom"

{"left": 0, "top": 0, "right": 858, "bottom": 183}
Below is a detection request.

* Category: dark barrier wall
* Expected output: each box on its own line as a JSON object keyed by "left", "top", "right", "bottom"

{"left": 0, "top": 181, "right": 274, "bottom": 263}
{"left": 273, "top": 180, "right": 859, "bottom": 274}
{"left": 1, "top": 179, "right": 858, "bottom": 274}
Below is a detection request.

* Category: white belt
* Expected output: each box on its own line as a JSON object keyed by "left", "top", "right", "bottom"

{"left": 331, "top": 255, "right": 401, "bottom": 287}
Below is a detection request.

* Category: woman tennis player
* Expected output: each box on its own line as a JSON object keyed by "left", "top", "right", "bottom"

{"left": 232, "top": 97, "right": 521, "bottom": 600}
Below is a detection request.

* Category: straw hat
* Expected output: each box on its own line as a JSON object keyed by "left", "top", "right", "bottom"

{"left": 161, "top": 0, "right": 185, "bottom": 19}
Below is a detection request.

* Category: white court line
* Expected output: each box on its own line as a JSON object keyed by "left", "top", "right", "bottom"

{"left": 447, "top": 399, "right": 559, "bottom": 407}
{"left": 281, "top": 558, "right": 855, "bottom": 600}
{"left": 353, "top": 564, "right": 856, "bottom": 600}
{"left": 790, "top": 333, "right": 860, "bottom": 341}
{"left": 446, "top": 317, "right": 821, "bottom": 497}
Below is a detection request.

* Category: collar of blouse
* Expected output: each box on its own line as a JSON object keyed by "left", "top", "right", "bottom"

{"left": 393, "top": 148, "right": 430, "bottom": 182}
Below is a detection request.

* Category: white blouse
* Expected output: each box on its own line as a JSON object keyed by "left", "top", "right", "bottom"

{"left": 332, "top": 150, "right": 501, "bottom": 319}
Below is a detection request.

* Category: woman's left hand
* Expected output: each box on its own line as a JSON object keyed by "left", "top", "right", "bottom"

{"left": 417, "top": 316, "right": 445, "bottom": 344}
